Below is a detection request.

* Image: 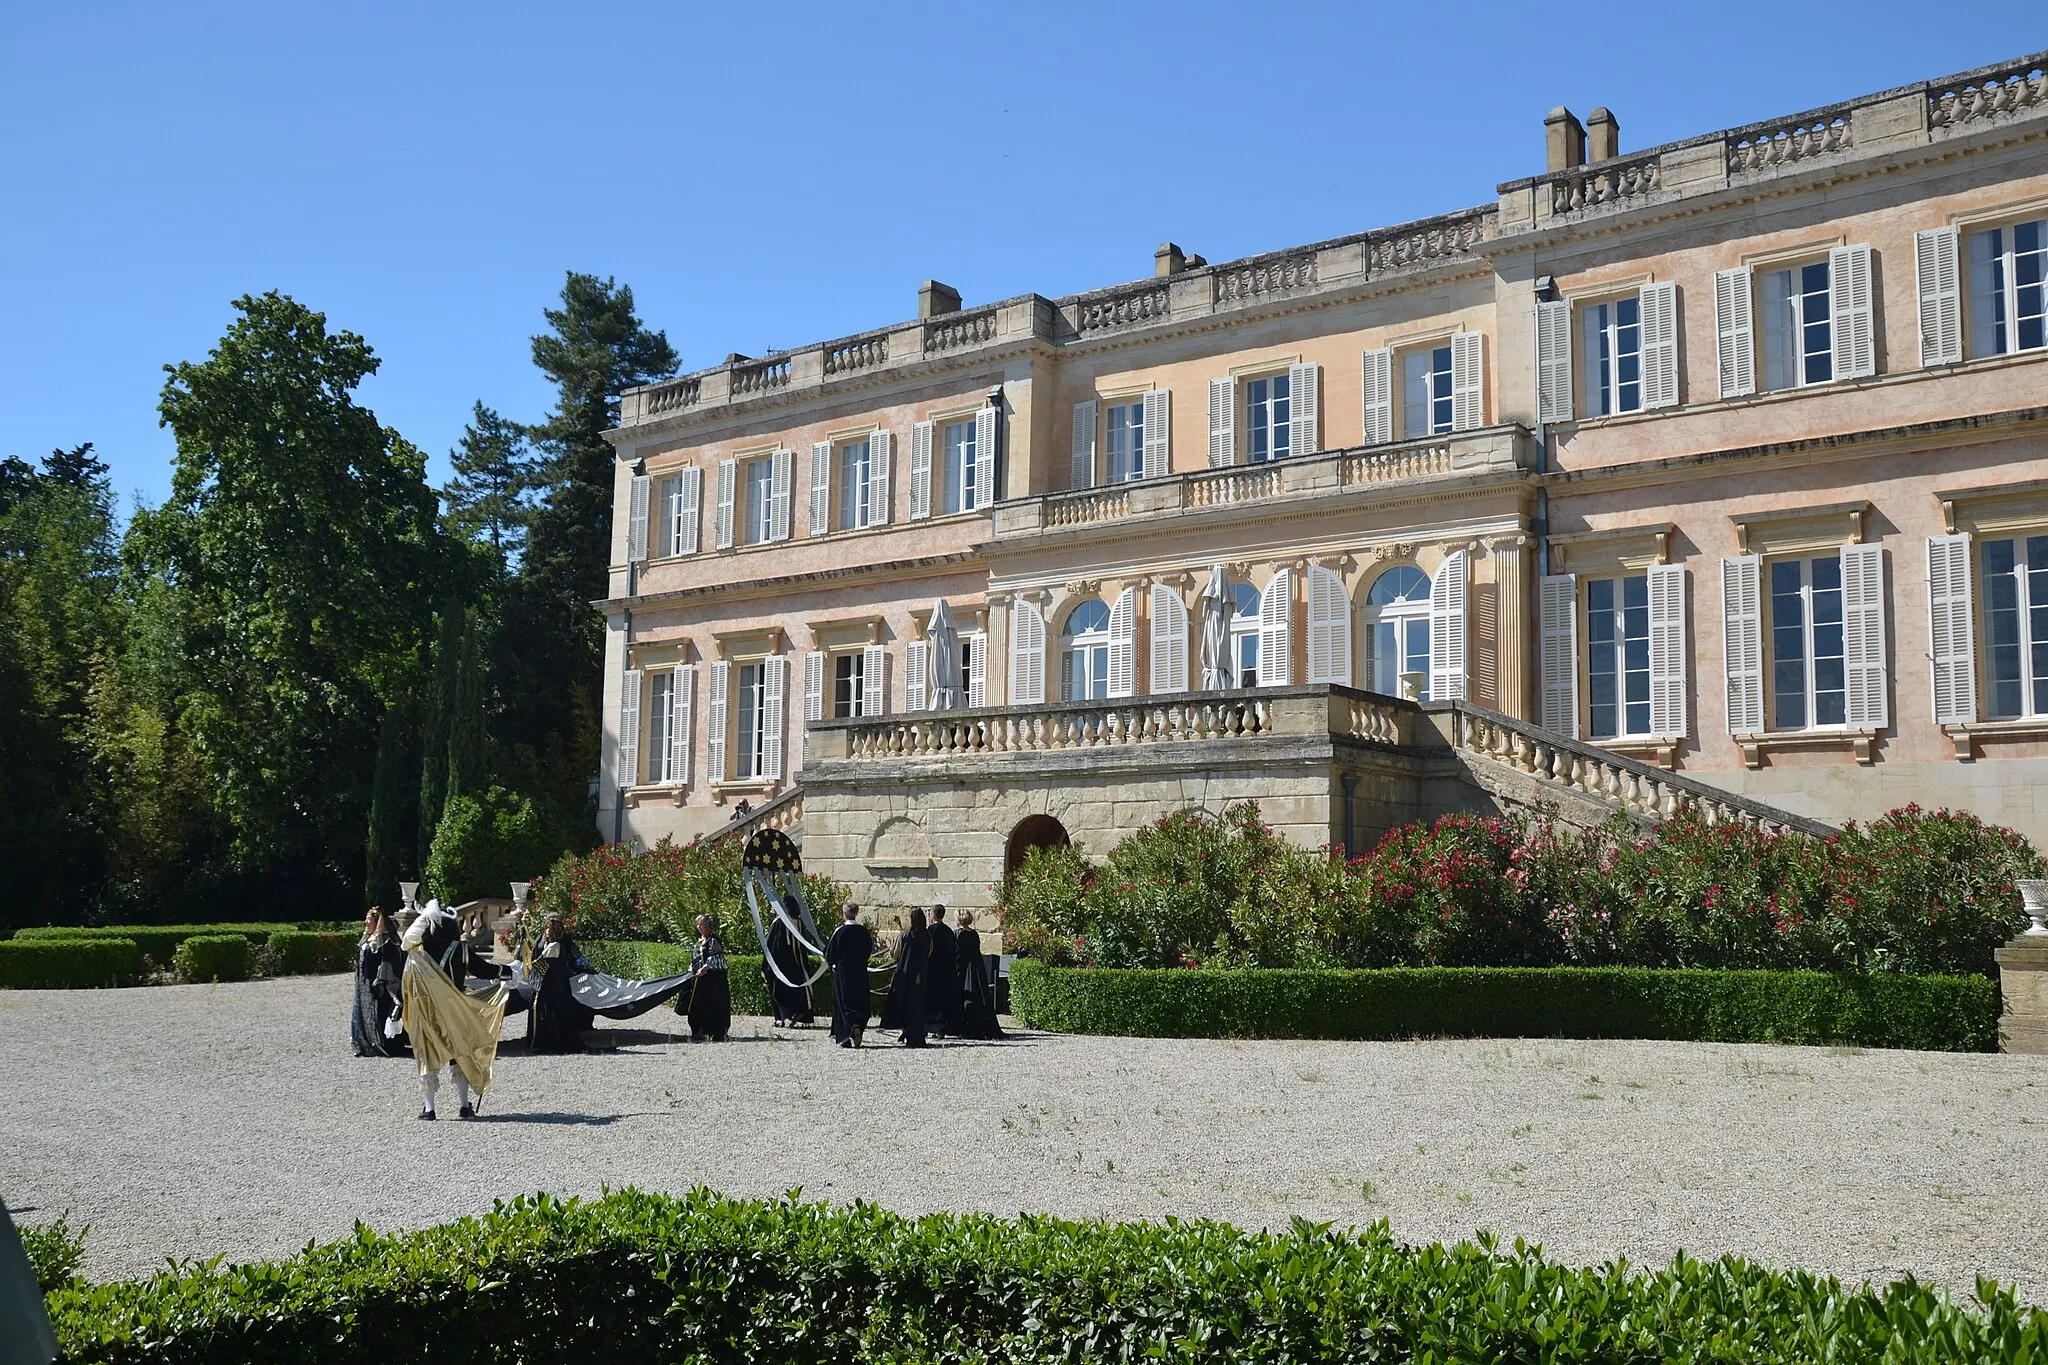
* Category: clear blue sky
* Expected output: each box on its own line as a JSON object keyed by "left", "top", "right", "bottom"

{"left": 4, "top": 2, "right": 2039, "bottom": 517}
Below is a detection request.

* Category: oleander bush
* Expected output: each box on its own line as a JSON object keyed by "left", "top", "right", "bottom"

{"left": 1008, "top": 960, "right": 2001, "bottom": 1050}
{"left": 21, "top": 1212, "right": 86, "bottom": 1292}
{"left": 535, "top": 835, "right": 847, "bottom": 946}
{"left": 171, "top": 933, "right": 251, "bottom": 984}
{"left": 263, "top": 930, "right": 356, "bottom": 975}
{"left": 43, "top": 1188, "right": 2048, "bottom": 1363}
{"left": 0, "top": 937, "right": 137, "bottom": 988}
{"left": 1000, "top": 802, "right": 2039, "bottom": 978}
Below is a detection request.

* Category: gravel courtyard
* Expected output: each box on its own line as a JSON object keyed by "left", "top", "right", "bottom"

{"left": 4, "top": 974, "right": 2045, "bottom": 1299}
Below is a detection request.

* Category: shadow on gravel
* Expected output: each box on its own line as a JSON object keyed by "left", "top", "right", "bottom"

{"left": 470, "top": 1111, "right": 651, "bottom": 1126}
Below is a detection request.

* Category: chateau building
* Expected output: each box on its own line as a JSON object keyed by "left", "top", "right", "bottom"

{"left": 599, "top": 51, "right": 2048, "bottom": 872}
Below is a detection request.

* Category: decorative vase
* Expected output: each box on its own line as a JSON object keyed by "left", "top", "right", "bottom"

{"left": 2018, "top": 879, "right": 2048, "bottom": 936}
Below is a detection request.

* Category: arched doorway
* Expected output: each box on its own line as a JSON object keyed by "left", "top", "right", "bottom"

{"left": 1005, "top": 814, "right": 1071, "bottom": 878}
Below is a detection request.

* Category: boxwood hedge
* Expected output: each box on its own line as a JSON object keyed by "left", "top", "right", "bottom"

{"left": 1009, "top": 961, "right": 2002, "bottom": 1051}
{"left": 13, "top": 923, "right": 302, "bottom": 965}
{"left": 171, "top": 934, "right": 252, "bottom": 984}
{"left": 263, "top": 930, "right": 356, "bottom": 975}
{"left": 43, "top": 1188, "right": 2047, "bottom": 1363}
{"left": 0, "top": 938, "right": 138, "bottom": 989}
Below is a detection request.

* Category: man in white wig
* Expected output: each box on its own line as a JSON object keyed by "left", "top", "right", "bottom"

{"left": 399, "top": 899, "right": 508, "bottom": 1119}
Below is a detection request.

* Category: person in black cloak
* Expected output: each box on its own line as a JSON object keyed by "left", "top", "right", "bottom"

{"left": 351, "top": 908, "right": 408, "bottom": 1056}
{"left": 924, "top": 904, "right": 960, "bottom": 1038}
{"left": 526, "top": 914, "right": 597, "bottom": 1053}
{"left": 763, "top": 898, "right": 815, "bottom": 1028}
{"left": 878, "top": 908, "right": 929, "bottom": 1047}
{"left": 823, "top": 902, "right": 873, "bottom": 1047}
{"left": 684, "top": 914, "right": 732, "bottom": 1042}
{"left": 953, "top": 908, "right": 1005, "bottom": 1040}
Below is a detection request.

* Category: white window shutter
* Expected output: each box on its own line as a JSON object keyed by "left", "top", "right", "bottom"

{"left": 1640, "top": 282, "right": 1680, "bottom": 410}
{"left": 1071, "top": 401, "right": 1096, "bottom": 490}
{"left": 1450, "top": 332, "right": 1485, "bottom": 432}
{"left": 1011, "top": 603, "right": 1047, "bottom": 705}
{"left": 769, "top": 448, "right": 793, "bottom": 541}
{"left": 909, "top": 421, "right": 933, "bottom": 520}
{"left": 1259, "top": 568, "right": 1293, "bottom": 686}
{"left": 1305, "top": 565, "right": 1352, "bottom": 685}
{"left": 714, "top": 459, "right": 736, "bottom": 549}
{"left": 673, "top": 664, "right": 694, "bottom": 786}
{"left": 1142, "top": 389, "right": 1170, "bottom": 477}
{"left": 678, "top": 466, "right": 702, "bottom": 555}
{"left": 627, "top": 474, "right": 651, "bottom": 564}
{"left": 1841, "top": 542, "right": 1888, "bottom": 728}
{"left": 905, "top": 640, "right": 930, "bottom": 713}
{"left": 1539, "top": 573, "right": 1579, "bottom": 738}
{"left": 1715, "top": 268, "right": 1756, "bottom": 398}
{"left": 1721, "top": 556, "right": 1764, "bottom": 733}
{"left": 967, "top": 633, "right": 987, "bottom": 708}
{"left": 1149, "top": 584, "right": 1188, "bottom": 694}
{"left": 809, "top": 442, "right": 832, "bottom": 536}
{"left": 1362, "top": 348, "right": 1394, "bottom": 445}
{"left": 1915, "top": 228, "right": 1963, "bottom": 368}
{"left": 860, "top": 643, "right": 887, "bottom": 717}
{"left": 706, "top": 661, "right": 730, "bottom": 780}
{"left": 1429, "top": 549, "right": 1470, "bottom": 700}
{"left": 761, "top": 655, "right": 786, "bottom": 779}
{"left": 1207, "top": 377, "right": 1234, "bottom": 467}
{"left": 1288, "top": 362, "right": 1320, "bottom": 456}
{"left": 1830, "top": 245, "right": 1876, "bottom": 381}
{"left": 1927, "top": 533, "right": 1977, "bottom": 725}
{"left": 616, "top": 667, "right": 642, "bottom": 787}
{"left": 1107, "top": 587, "right": 1137, "bottom": 698}
{"left": 1647, "top": 563, "right": 1688, "bottom": 737}
{"left": 1536, "top": 300, "right": 1574, "bottom": 424}
{"left": 975, "top": 407, "right": 998, "bottom": 508}
{"left": 867, "top": 430, "right": 892, "bottom": 527}
{"left": 803, "top": 650, "right": 825, "bottom": 725}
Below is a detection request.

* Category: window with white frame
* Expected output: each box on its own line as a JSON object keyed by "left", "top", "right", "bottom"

{"left": 1715, "top": 247, "right": 1873, "bottom": 399}
{"left": 836, "top": 439, "right": 872, "bottom": 531}
{"left": 1245, "top": 373, "right": 1292, "bottom": 463}
{"left": 1767, "top": 555, "right": 1847, "bottom": 728}
{"left": 1586, "top": 575, "right": 1651, "bottom": 739}
{"left": 1762, "top": 261, "right": 1834, "bottom": 391}
{"left": 734, "top": 661, "right": 767, "bottom": 777}
{"left": 648, "top": 671, "right": 676, "bottom": 782}
{"left": 1981, "top": 533, "right": 2048, "bottom": 719}
{"left": 743, "top": 458, "right": 775, "bottom": 545}
{"left": 1968, "top": 218, "right": 2047, "bottom": 359}
{"left": 1105, "top": 401, "right": 1147, "bottom": 481}
{"left": 1230, "top": 582, "right": 1261, "bottom": 688}
{"left": 831, "top": 651, "right": 866, "bottom": 719}
{"left": 1402, "top": 346, "right": 1454, "bottom": 437}
{"left": 657, "top": 469, "right": 700, "bottom": 558}
{"left": 1582, "top": 296, "right": 1643, "bottom": 416}
{"left": 1365, "top": 566, "right": 1432, "bottom": 698}
{"left": 1061, "top": 599, "right": 1111, "bottom": 701}
{"left": 942, "top": 419, "right": 978, "bottom": 514}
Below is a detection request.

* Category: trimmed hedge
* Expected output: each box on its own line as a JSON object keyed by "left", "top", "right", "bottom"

{"left": 14, "top": 922, "right": 301, "bottom": 965}
{"left": 172, "top": 934, "right": 252, "bottom": 984}
{"left": 582, "top": 939, "right": 852, "bottom": 1020}
{"left": 0, "top": 938, "right": 138, "bottom": 989}
{"left": 45, "top": 1188, "right": 2048, "bottom": 1362}
{"left": 264, "top": 930, "right": 356, "bottom": 975}
{"left": 1008, "top": 961, "right": 2002, "bottom": 1051}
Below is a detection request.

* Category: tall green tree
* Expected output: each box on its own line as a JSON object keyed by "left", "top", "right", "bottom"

{"left": 444, "top": 401, "right": 536, "bottom": 571}
{"left": 131, "top": 292, "right": 444, "bottom": 908}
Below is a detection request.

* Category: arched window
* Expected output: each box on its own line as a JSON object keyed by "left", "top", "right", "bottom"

{"left": 1228, "top": 582, "right": 1262, "bottom": 687}
{"left": 1365, "top": 566, "right": 1432, "bottom": 698}
{"left": 1062, "top": 599, "right": 1112, "bottom": 701}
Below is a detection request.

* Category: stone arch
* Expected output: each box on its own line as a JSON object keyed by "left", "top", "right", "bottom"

{"left": 1005, "top": 813, "right": 1071, "bottom": 878}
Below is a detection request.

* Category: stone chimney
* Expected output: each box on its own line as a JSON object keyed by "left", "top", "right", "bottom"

{"left": 1155, "top": 242, "right": 1187, "bottom": 277}
{"left": 1587, "top": 107, "right": 1620, "bottom": 163}
{"left": 1545, "top": 106, "right": 1586, "bottom": 173}
{"left": 918, "top": 280, "right": 962, "bottom": 319}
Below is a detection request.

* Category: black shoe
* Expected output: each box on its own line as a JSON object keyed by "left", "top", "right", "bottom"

{"left": 458, "top": 1103, "right": 476, "bottom": 1119}
{"left": 418, "top": 1109, "right": 436, "bottom": 1121}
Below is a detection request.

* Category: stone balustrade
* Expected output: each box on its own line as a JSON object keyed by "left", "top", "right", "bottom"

{"left": 1548, "top": 152, "right": 1663, "bottom": 215}
{"left": 1042, "top": 485, "right": 1130, "bottom": 527}
{"left": 923, "top": 308, "right": 999, "bottom": 356}
{"left": 1183, "top": 464, "right": 1284, "bottom": 508}
{"left": 1930, "top": 57, "right": 2047, "bottom": 130}
{"left": 1366, "top": 210, "right": 1488, "bottom": 273}
{"left": 1077, "top": 284, "right": 1169, "bottom": 334}
{"left": 824, "top": 333, "right": 887, "bottom": 375}
{"left": 702, "top": 784, "right": 804, "bottom": 845}
{"left": 1726, "top": 113, "right": 1852, "bottom": 175}
{"left": 1340, "top": 442, "right": 1454, "bottom": 487}
{"left": 731, "top": 357, "right": 791, "bottom": 396}
{"left": 1213, "top": 251, "right": 1317, "bottom": 305}
{"left": 643, "top": 375, "right": 701, "bottom": 415}
{"left": 839, "top": 691, "right": 1289, "bottom": 761}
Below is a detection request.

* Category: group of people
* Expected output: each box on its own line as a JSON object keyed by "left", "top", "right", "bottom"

{"left": 870, "top": 904, "right": 1004, "bottom": 1048}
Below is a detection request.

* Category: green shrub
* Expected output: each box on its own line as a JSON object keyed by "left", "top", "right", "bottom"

{"left": 20, "top": 1212, "right": 86, "bottom": 1292}
{"left": 1008, "top": 960, "right": 2000, "bottom": 1051}
{"left": 44, "top": 1188, "right": 2048, "bottom": 1362}
{"left": 535, "top": 836, "right": 850, "bottom": 950}
{"left": 172, "top": 934, "right": 251, "bottom": 984}
{"left": 264, "top": 930, "right": 356, "bottom": 975}
{"left": 423, "top": 785, "right": 581, "bottom": 905}
{"left": 13, "top": 923, "right": 298, "bottom": 966}
{"left": 0, "top": 938, "right": 137, "bottom": 989}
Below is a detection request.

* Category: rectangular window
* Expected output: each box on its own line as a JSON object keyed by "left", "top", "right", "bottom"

{"left": 648, "top": 672, "right": 675, "bottom": 782}
{"left": 1245, "top": 373, "right": 1292, "bottom": 463}
{"left": 743, "top": 459, "right": 774, "bottom": 545}
{"left": 1105, "top": 402, "right": 1146, "bottom": 481}
{"left": 1401, "top": 345, "right": 1454, "bottom": 436}
{"left": 1969, "top": 219, "right": 2048, "bottom": 359}
{"left": 1581, "top": 296, "right": 1643, "bottom": 416}
{"left": 1768, "top": 555, "right": 1846, "bottom": 729}
{"left": 659, "top": 475, "right": 684, "bottom": 557}
{"left": 1585, "top": 576, "right": 1651, "bottom": 738}
{"left": 735, "top": 662, "right": 766, "bottom": 778}
{"left": 832, "top": 652, "right": 866, "bottom": 719}
{"left": 836, "top": 439, "right": 872, "bottom": 531}
{"left": 1369, "top": 618, "right": 1431, "bottom": 698}
{"left": 942, "top": 420, "right": 977, "bottom": 514}
{"left": 1981, "top": 534, "right": 2048, "bottom": 719}
{"left": 1762, "top": 261, "right": 1833, "bottom": 391}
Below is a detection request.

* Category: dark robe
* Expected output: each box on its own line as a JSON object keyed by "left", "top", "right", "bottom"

{"left": 824, "top": 921, "right": 873, "bottom": 1044}
{"left": 526, "top": 936, "right": 595, "bottom": 1053}
{"left": 351, "top": 936, "right": 408, "bottom": 1056}
{"left": 764, "top": 917, "right": 814, "bottom": 1025}
{"left": 682, "top": 934, "right": 731, "bottom": 1041}
{"left": 924, "top": 920, "right": 961, "bottom": 1036}
{"left": 879, "top": 928, "right": 928, "bottom": 1046}
{"left": 954, "top": 926, "right": 1004, "bottom": 1040}
{"left": 422, "top": 915, "right": 467, "bottom": 990}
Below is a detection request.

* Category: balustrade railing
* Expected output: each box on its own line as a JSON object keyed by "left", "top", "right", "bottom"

{"left": 1341, "top": 443, "right": 1453, "bottom": 486}
{"left": 731, "top": 357, "right": 791, "bottom": 396}
{"left": 842, "top": 693, "right": 1279, "bottom": 760}
{"left": 1078, "top": 284, "right": 1168, "bottom": 333}
{"left": 701, "top": 785, "right": 804, "bottom": 845}
{"left": 1368, "top": 212, "right": 1488, "bottom": 272}
{"left": 1726, "top": 114, "right": 1852, "bottom": 175}
{"left": 1183, "top": 464, "right": 1283, "bottom": 508}
{"left": 645, "top": 376, "right": 701, "bottom": 415}
{"left": 1549, "top": 153, "right": 1662, "bottom": 214}
{"left": 824, "top": 334, "right": 887, "bottom": 375}
{"left": 923, "top": 309, "right": 999, "bottom": 355}
{"left": 1930, "top": 59, "right": 2048, "bottom": 130}
{"left": 1043, "top": 486, "right": 1130, "bottom": 527}
{"left": 1214, "top": 252, "right": 1316, "bottom": 305}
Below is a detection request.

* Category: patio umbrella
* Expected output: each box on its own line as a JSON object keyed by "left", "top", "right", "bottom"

{"left": 1198, "top": 564, "right": 1233, "bottom": 691}
{"left": 929, "top": 598, "right": 962, "bottom": 710}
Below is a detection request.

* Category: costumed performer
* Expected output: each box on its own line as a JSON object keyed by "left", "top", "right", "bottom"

{"left": 878, "top": 907, "right": 929, "bottom": 1048}
{"left": 400, "top": 899, "right": 509, "bottom": 1119}
{"left": 925, "top": 904, "right": 961, "bottom": 1038}
{"left": 954, "top": 908, "right": 1004, "bottom": 1040}
{"left": 683, "top": 915, "right": 731, "bottom": 1042}
{"left": 763, "top": 897, "right": 815, "bottom": 1028}
{"left": 351, "top": 908, "right": 408, "bottom": 1057}
{"left": 526, "top": 914, "right": 596, "bottom": 1054}
{"left": 824, "top": 902, "right": 873, "bottom": 1047}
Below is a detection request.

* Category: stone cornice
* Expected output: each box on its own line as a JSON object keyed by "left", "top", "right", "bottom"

{"left": 593, "top": 549, "right": 988, "bottom": 615}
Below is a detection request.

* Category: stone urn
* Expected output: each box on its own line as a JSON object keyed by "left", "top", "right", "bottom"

{"left": 2019, "top": 880, "right": 2048, "bottom": 936}
{"left": 1995, "top": 880, "right": 2048, "bottom": 1053}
